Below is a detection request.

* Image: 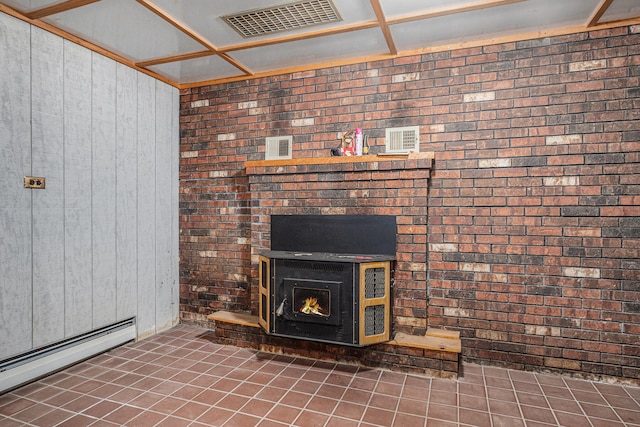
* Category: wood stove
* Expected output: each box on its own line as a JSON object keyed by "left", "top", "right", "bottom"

{"left": 258, "top": 215, "right": 395, "bottom": 347}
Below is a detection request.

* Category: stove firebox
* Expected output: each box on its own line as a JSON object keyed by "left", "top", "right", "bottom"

{"left": 258, "top": 215, "right": 395, "bottom": 347}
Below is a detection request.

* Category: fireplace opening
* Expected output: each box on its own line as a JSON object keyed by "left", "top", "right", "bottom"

{"left": 296, "top": 289, "right": 329, "bottom": 317}
{"left": 258, "top": 215, "right": 396, "bottom": 346}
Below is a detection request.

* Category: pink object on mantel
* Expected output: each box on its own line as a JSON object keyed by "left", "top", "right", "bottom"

{"left": 355, "top": 128, "right": 363, "bottom": 156}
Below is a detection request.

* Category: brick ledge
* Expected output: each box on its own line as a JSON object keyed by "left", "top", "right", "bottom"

{"left": 207, "top": 310, "right": 461, "bottom": 354}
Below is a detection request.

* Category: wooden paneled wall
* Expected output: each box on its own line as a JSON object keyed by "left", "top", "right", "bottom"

{"left": 0, "top": 12, "right": 179, "bottom": 360}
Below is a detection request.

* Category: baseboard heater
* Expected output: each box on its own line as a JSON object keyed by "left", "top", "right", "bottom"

{"left": 0, "top": 317, "right": 136, "bottom": 393}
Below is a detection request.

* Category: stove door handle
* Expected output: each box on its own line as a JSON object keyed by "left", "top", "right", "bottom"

{"left": 276, "top": 298, "right": 287, "bottom": 317}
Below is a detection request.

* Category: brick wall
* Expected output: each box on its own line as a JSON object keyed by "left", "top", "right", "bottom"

{"left": 180, "top": 25, "right": 640, "bottom": 381}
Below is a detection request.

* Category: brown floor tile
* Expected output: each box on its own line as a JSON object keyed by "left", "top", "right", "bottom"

{"left": 265, "top": 403, "right": 302, "bottom": 424}
{"left": 125, "top": 410, "right": 166, "bottom": 426}
{"left": 102, "top": 404, "right": 144, "bottom": 425}
{"left": 0, "top": 396, "right": 37, "bottom": 416}
{"left": 341, "top": 387, "right": 372, "bottom": 405}
{"left": 315, "top": 383, "right": 346, "bottom": 399}
{"left": 224, "top": 414, "right": 260, "bottom": 427}
{"left": 256, "top": 418, "right": 289, "bottom": 427}
{"left": 369, "top": 393, "right": 399, "bottom": 410}
{"left": 155, "top": 414, "right": 192, "bottom": 426}
{"left": 429, "top": 389, "right": 457, "bottom": 406}
{"left": 248, "top": 371, "right": 277, "bottom": 385}
{"left": 171, "top": 384, "right": 206, "bottom": 400}
{"left": 86, "top": 383, "right": 121, "bottom": 399}
{"left": 362, "top": 406, "right": 395, "bottom": 426}
{"left": 293, "top": 409, "right": 330, "bottom": 427}
{"left": 546, "top": 396, "right": 583, "bottom": 414}
{"left": 616, "top": 408, "right": 640, "bottom": 424}
{"left": 280, "top": 390, "right": 313, "bottom": 408}
{"left": 458, "top": 381, "right": 486, "bottom": 397}
{"left": 61, "top": 394, "right": 100, "bottom": 413}
{"left": 554, "top": 410, "right": 591, "bottom": 426}
{"left": 488, "top": 399, "right": 522, "bottom": 418}
{"left": 216, "top": 392, "right": 249, "bottom": 411}
{"left": 81, "top": 399, "right": 120, "bottom": 419}
{"left": 511, "top": 380, "right": 542, "bottom": 394}
{"left": 31, "top": 408, "right": 75, "bottom": 427}
{"left": 605, "top": 394, "right": 640, "bottom": 410}
{"left": 491, "top": 413, "right": 526, "bottom": 427}
{"left": 301, "top": 368, "right": 330, "bottom": 383}
{"left": 306, "top": 395, "right": 338, "bottom": 413}
{"left": 12, "top": 402, "right": 55, "bottom": 423}
{"left": 45, "top": 390, "right": 86, "bottom": 408}
{"left": 171, "top": 400, "right": 210, "bottom": 420}
{"left": 195, "top": 406, "right": 235, "bottom": 425}
{"left": 397, "top": 398, "right": 427, "bottom": 416}
{"left": 333, "top": 401, "right": 366, "bottom": 420}
{"left": 516, "top": 390, "right": 549, "bottom": 408}
{"left": 580, "top": 402, "right": 621, "bottom": 420}
{"left": 427, "top": 402, "right": 458, "bottom": 423}
{"left": 375, "top": 381, "right": 404, "bottom": 397}
{"left": 255, "top": 385, "right": 288, "bottom": 402}
{"left": 520, "top": 404, "right": 557, "bottom": 424}
{"left": 459, "top": 407, "right": 491, "bottom": 427}
{"left": 240, "top": 398, "right": 275, "bottom": 417}
{"left": 189, "top": 373, "right": 220, "bottom": 388}
{"left": 293, "top": 379, "right": 323, "bottom": 394}
{"left": 149, "top": 396, "right": 187, "bottom": 415}
{"left": 325, "top": 416, "right": 360, "bottom": 427}
{"left": 402, "top": 384, "right": 430, "bottom": 402}
{"left": 459, "top": 393, "right": 488, "bottom": 411}
{"left": 392, "top": 412, "right": 426, "bottom": 427}
{"left": 484, "top": 376, "right": 513, "bottom": 389}
{"left": 590, "top": 418, "right": 625, "bottom": 427}
{"left": 191, "top": 388, "right": 226, "bottom": 406}
{"left": 106, "top": 386, "right": 144, "bottom": 404}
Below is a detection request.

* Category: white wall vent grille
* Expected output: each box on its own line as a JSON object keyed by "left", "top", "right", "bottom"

{"left": 385, "top": 126, "right": 420, "bottom": 153}
{"left": 265, "top": 136, "right": 293, "bottom": 160}
{"left": 223, "top": 0, "right": 342, "bottom": 38}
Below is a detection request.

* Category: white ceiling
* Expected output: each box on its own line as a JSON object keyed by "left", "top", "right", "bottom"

{"left": 2, "top": 0, "right": 639, "bottom": 88}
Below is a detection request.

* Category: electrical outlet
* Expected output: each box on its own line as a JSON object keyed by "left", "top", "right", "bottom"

{"left": 24, "top": 176, "right": 45, "bottom": 189}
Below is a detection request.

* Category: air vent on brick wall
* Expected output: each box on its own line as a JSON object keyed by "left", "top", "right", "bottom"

{"left": 265, "top": 136, "right": 293, "bottom": 160}
{"left": 385, "top": 126, "right": 420, "bottom": 153}
{"left": 223, "top": 0, "right": 342, "bottom": 38}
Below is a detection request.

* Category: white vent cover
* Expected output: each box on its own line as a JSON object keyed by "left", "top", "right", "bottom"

{"left": 223, "top": 0, "right": 342, "bottom": 38}
{"left": 265, "top": 136, "right": 293, "bottom": 160}
{"left": 385, "top": 126, "right": 420, "bottom": 153}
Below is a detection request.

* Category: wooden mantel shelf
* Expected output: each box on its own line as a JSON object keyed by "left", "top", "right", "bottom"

{"left": 244, "top": 152, "right": 434, "bottom": 169}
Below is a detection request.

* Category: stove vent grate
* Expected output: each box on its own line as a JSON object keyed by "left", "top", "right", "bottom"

{"left": 223, "top": 0, "right": 342, "bottom": 38}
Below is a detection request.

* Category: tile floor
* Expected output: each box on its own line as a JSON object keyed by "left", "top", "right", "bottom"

{"left": 1, "top": 324, "right": 639, "bottom": 427}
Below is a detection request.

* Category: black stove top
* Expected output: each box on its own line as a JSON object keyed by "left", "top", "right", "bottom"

{"left": 261, "top": 250, "right": 395, "bottom": 263}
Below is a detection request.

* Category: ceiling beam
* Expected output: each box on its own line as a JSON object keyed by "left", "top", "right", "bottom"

{"left": 587, "top": 0, "right": 614, "bottom": 27}
{"left": 387, "top": 0, "right": 525, "bottom": 26}
{"left": 370, "top": 0, "right": 397, "bottom": 55}
{"left": 25, "top": 0, "right": 101, "bottom": 20}
{"left": 135, "top": 0, "right": 253, "bottom": 76}
{"left": 221, "top": 21, "right": 380, "bottom": 53}
{"left": 135, "top": 0, "right": 217, "bottom": 52}
{"left": 136, "top": 51, "right": 215, "bottom": 68}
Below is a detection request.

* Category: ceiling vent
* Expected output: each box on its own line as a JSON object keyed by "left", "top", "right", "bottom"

{"left": 223, "top": 0, "right": 342, "bottom": 38}
{"left": 265, "top": 136, "right": 293, "bottom": 160}
{"left": 385, "top": 126, "right": 420, "bottom": 153}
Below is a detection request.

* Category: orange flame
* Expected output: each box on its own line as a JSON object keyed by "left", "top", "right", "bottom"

{"left": 299, "top": 297, "right": 329, "bottom": 316}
